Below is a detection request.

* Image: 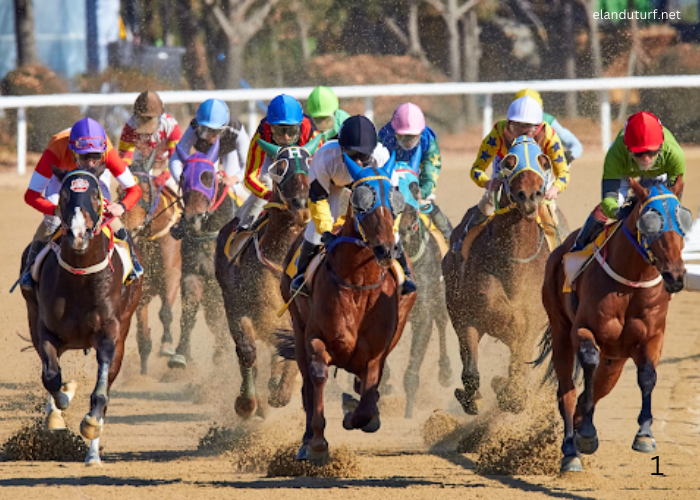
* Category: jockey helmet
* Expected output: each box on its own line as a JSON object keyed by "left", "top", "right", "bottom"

{"left": 507, "top": 96, "right": 543, "bottom": 125}
{"left": 339, "top": 115, "right": 377, "bottom": 155}
{"left": 69, "top": 118, "right": 107, "bottom": 154}
{"left": 196, "top": 99, "right": 230, "bottom": 129}
{"left": 391, "top": 103, "right": 425, "bottom": 135}
{"left": 307, "top": 86, "right": 338, "bottom": 118}
{"left": 514, "top": 88, "right": 543, "bottom": 108}
{"left": 624, "top": 111, "right": 664, "bottom": 153}
{"left": 267, "top": 94, "right": 303, "bottom": 125}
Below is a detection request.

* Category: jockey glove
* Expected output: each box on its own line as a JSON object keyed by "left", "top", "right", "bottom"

{"left": 321, "top": 231, "right": 337, "bottom": 247}
{"left": 564, "top": 150, "right": 574, "bottom": 165}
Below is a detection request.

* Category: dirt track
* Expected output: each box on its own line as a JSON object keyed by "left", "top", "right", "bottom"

{"left": 1, "top": 147, "right": 700, "bottom": 499}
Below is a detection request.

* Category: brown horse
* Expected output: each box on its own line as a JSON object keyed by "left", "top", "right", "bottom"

{"left": 214, "top": 137, "right": 320, "bottom": 419}
{"left": 443, "top": 136, "right": 551, "bottom": 415}
{"left": 121, "top": 157, "right": 182, "bottom": 375}
{"left": 279, "top": 153, "right": 416, "bottom": 463}
{"left": 167, "top": 141, "right": 236, "bottom": 369}
{"left": 537, "top": 178, "right": 689, "bottom": 472}
{"left": 21, "top": 166, "right": 142, "bottom": 466}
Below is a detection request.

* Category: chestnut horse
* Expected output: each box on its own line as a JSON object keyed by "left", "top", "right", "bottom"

{"left": 537, "top": 178, "right": 689, "bottom": 472}
{"left": 393, "top": 154, "right": 452, "bottom": 419}
{"left": 442, "top": 136, "right": 551, "bottom": 415}
{"left": 279, "top": 152, "right": 416, "bottom": 463}
{"left": 21, "top": 167, "right": 142, "bottom": 466}
{"left": 121, "top": 153, "right": 182, "bottom": 375}
{"left": 215, "top": 136, "right": 321, "bottom": 419}
{"left": 167, "top": 140, "right": 237, "bottom": 369}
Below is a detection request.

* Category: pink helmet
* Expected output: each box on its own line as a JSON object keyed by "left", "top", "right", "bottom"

{"left": 391, "top": 103, "right": 425, "bottom": 135}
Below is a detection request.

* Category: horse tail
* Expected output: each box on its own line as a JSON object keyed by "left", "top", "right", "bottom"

{"left": 531, "top": 323, "right": 556, "bottom": 385}
{"left": 275, "top": 329, "right": 296, "bottom": 360}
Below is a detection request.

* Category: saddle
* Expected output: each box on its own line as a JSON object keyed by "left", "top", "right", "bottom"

{"left": 31, "top": 228, "right": 133, "bottom": 284}
{"left": 222, "top": 215, "right": 269, "bottom": 267}
{"left": 562, "top": 222, "right": 619, "bottom": 293}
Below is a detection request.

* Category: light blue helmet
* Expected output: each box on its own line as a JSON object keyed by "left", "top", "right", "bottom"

{"left": 196, "top": 99, "right": 229, "bottom": 129}
{"left": 267, "top": 94, "right": 303, "bottom": 125}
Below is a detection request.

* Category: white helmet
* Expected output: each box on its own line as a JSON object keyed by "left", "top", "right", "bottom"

{"left": 507, "top": 96, "right": 543, "bottom": 125}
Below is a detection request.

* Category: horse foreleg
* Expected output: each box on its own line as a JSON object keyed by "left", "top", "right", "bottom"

{"left": 347, "top": 357, "right": 382, "bottom": 433}
{"left": 403, "top": 312, "right": 432, "bottom": 419}
{"left": 170, "top": 274, "right": 204, "bottom": 368}
{"left": 159, "top": 238, "right": 181, "bottom": 352}
{"left": 552, "top": 321, "right": 581, "bottom": 472}
{"left": 631, "top": 336, "right": 663, "bottom": 454}
{"left": 81, "top": 333, "right": 116, "bottom": 441}
{"left": 307, "top": 337, "right": 330, "bottom": 464}
{"left": 37, "top": 327, "right": 74, "bottom": 412}
{"left": 574, "top": 332, "right": 600, "bottom": 456}
{"left": 455, "top": 324, "right": 481, "bottom": 415}
{"left": 268, "top": 349, "right": 295, "bottom": 408}
{"left": 203, "top": 278, "right": 230, "bottom": 365}
{"left": 232, "top": 317, "right": 258, "bottom": 419}
{"left": 435, "top": 309, "right": 452, "bottom": 388}
{"left": 136, "top": 303, "right": 152, "bottom": 375}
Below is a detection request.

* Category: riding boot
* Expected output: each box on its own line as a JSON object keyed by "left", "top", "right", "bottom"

{"left": 569, "top": 214, "right": 606, "bottom": 253}
{"left": 19, "top": 239, "right": 47, "bottom": 291}
{"left": 429, "top": 204, "right": 453, "bottom": 245}
{"left": 116, "top": 228, "right": 144, "bottom": 283}
{"left": 451, "top": 210, "right": 489, "bottom": 253}
{"left": 395, "top": 243, "right": 417, "bottom": 295}
{"left": 290, "top": 240, "right": 320, "bottom": 296}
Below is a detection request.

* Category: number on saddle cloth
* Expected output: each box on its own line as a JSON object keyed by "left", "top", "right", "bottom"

{"left": 175, "top": 138, "right": 220, "bottom": 201}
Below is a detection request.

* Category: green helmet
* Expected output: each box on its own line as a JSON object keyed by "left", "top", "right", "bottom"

{"left": 307, "top": 86, "right": 339, "bottom": 118}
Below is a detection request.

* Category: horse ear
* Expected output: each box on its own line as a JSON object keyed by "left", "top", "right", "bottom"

{"left": 206, "top": 138, "right": 220, "bottom": 164}
{"left": 304, "top": 134, "right": 323, "bottom": 155}
{"left": 382, "top": 150, "right": 397, "bottom": 179}
{"left": 670, "top": 174, "right": 684, "bottom": 198}
{"left": 409, "top": 145, "right": 422, "bottom": 173}
{"left": 629, "top": 177, "right": 648, "bottom": 202}
{"left": 175, "top": 142, "right": 189, "bottom": 164}
{"left": 51, "top": 164, "right": 67, "bottom": 181}
{"left": 257, "top": 138, "right": 281, "bottom": 160}
{"left": 343, "top": 153, "right": 364, "bottom": 182}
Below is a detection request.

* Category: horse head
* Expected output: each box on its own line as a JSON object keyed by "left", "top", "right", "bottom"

{"left": 176, "top": 139, "right": 220, "bottom": 233}
{"left": 500, "top": 135, "right": 548, "bottom": 220}
{"left": 344, "top": 151, "right": 405, "bottom": 269}
{"left": 628, "top": 176, "right": 690, "bottom": 293}
{"left": 257, "top": 134, "right": 322, "bottom": 226}
{"left": 392, "top": 146, "right": 423, "bottom": 240}
{"left": 52, "top": 165, "right": 106, "bottom": 253}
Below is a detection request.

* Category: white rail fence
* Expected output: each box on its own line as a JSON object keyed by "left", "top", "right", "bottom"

{"left": 2, "top": 75, "right": 700, "bottom": 175}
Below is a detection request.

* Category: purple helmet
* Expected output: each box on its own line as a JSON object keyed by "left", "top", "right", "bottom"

{"left": 69, "top": 117, "right": 108, "bottom": 154}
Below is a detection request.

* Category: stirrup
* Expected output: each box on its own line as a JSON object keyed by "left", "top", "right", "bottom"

{"left": 290, "top": 274, "right": 309, "bottom": 296}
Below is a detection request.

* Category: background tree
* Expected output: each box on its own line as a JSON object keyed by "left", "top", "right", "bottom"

{"left": 14, "top": 0, "right": 38, "bottom": 67}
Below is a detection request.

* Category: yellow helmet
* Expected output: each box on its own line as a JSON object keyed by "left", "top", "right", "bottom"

{"left": 514, "top": 88, "right": 543, "bottom": 108}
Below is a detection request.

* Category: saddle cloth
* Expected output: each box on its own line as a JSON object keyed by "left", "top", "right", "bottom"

{"left": 31, "top": 228, "right": 132, "bottom": 284}
{"left": 222, "top": 219, "right": 269, "bottom": 267}
{"left": 562, "top": 223, "right": 618, "bottom": 293}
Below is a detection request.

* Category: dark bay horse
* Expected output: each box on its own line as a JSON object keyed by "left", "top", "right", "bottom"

{"left": 215, "top": 136, "right": 321, "bottom": 419}
{"left": 443, "top": 136, "right": 551, "bottom": 416}
{"left": 168, "top": 140, "right": 237, "bottom": 369}
{"left": 393, "top": 155, "right": 452, "bottom": 419}
{"left": 21, "top": 167, "right": 142, "bottom": 466}
{"left": 279, "top": 152, "right": 416, "bottom": 463}
{"left": 121, "top": 153, "right": 182, "bottom": 375}
{"left": 538, "top": 178, "right": 689, "bottom": 472}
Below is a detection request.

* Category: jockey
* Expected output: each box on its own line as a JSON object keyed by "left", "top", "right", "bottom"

{"left": 306, "top": 86, "right": 350, "bottom": 141}
{"left": 169, "top": 98, "right": 250, "bottom": 203}
{"left": 570, "top": 111, "right": 686, "bottom": 252}
{"left": 453, "top": 95, "right": 570, "bottom": 251}
{"left": 290, "top": 115, "right": 417, "bottom": 296}
{"left": 118, "top": 90, "right": 181, "bottom": 192}
{"left": 20, "top": 118, "right": 143, "bottom": 290}
{"left": 235, "top": 94, "right": 320, "bottom": 230}
{"left": 378, "top": 102, "right": 453, "bottom": 245}
{"left": 514, "top": 88, "right": 583, "bottom": 164}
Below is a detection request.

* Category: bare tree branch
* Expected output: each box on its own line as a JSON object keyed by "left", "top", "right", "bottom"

{"left": 456, "top": 0, "right": 479, "bottom": 19}
{"left": 238, "top": 0, "right": 280, "bottom": 42}
{"left": 424, "top": 0, "right": 446, "bottom": 16}
{"left": 210, "top": 3, "right": 236, "bottom": 40}
{"left": 508, "top": 0, "right": 548, "bottom": 42}
{"left": 385, "top": 17, "right": 409, "bottom": 47}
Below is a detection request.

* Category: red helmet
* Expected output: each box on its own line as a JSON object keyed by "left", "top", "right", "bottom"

{"left": 623, "top": 111, "right": 664, "bottom": 153}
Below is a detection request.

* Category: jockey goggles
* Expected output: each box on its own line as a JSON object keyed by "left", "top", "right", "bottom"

{"left": 75, "top": 152, "right": 105, "bottom": 167}
{"left": 72, "top": 137, "right": 107, "bottom": 151}
{"left": 343, "top": 149, "right": 372, "bottom": 165}
{"left": 197, "top": 124, "right": 224, "bottom": 140}
{"left": 272, "top": 124, "right": 301, "bottom": 146}
{"left": 396, "top": 134, "right": 420, "bottom": 150}
{"left": 508, "top": 121, "right": 539, "bottom": 136}
{"left": 631, "top": 147, "right": 661, "bottom": 159}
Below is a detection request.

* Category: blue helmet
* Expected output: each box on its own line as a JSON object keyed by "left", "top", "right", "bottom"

{"left": 267, "top": 94, "right": 303, "bottom": 125}
{"left": 196, "top": 99, "right": 229, "bottom": 129}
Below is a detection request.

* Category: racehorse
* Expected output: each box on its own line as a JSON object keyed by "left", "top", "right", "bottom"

{"left": 279, "top": 152, "right": 416, "bottom": 463}
{"left": 20, "top": 166, "right": 142, "bottom": 466}
{"left": 393, "top": 152, "right": 452, "bottom": 419}
{"left": 167, "top": 140, "right": 236, "bottom": 369}
{"left": 537, "top": 178, "right": 689, "bottom": 472}
{"left": 442, "top": 136, "right": 551, "bottom": 415}
{"left": 121, "top": 152, "right": 182, "bottom": 375}
{"left": 214, "top": 136, "right": 321, "bottom": 419}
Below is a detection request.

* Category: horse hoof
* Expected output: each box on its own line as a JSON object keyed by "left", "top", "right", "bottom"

{"left": 438, "top": 364, "right": 452, "bottom": 388}
{"left": 497, "top": 394, "right": 525, "bottom": 414}
{"left": 168, "top": 354, "right": 187, "bottom": 369}
{"left": 308, "top": 448, "right": 330, "bottom": 466}
{"left": 342, "top": 412, "right": 354, "bottom": 431}
{"left": 491, "top": 376, "right": 507, "bottom": 394}
{"left": 268, "top": 391, "right": 291, "bottom": 409}
{"left": 268, "top": 375, "right": 281, "bottom": 392}
{"left": 575, "top": 433, "right": 599, "bottom": 455}
{"left": 454, "top": 389, "right": 479, "bottom": 415}
{"left": 234, "top": 396, "right": 257, "bottom": 419}
{"left": 560, "top": 456, "right": 583, "bottom": 473}
{"left": 46, "top": 410, "right": 67, "bottom": 431}
{"left": 85, "top": 452, "right": 102, "bottom": 467}
{"left": 632, "top": 435, "right": 657, "bottom": 453}
{"left": 159, "top": 343, "right": 176, "bottom": 357}
{"left": 80, "top": 415, "right": 103, "bottom": 440}
{"left": 295, "top": 443, "right": 310, "bottom": 461}
{"left": 342, "top": 393, "right": 360, "bottom": 415}
{"left": 361, "top": 414, "right": 381, "bottom": 433}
